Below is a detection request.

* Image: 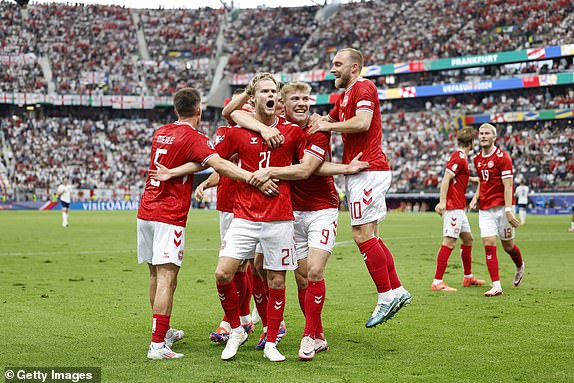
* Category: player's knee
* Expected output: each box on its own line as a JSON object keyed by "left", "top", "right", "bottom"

{"left": 307, "top": 265, "right": 324, "bottom": 281}
{"left": 214, "top": 268, "right": 234, "bottom": 284}
{"left": 502, "top": 241, "right": 514, "bottom": 253}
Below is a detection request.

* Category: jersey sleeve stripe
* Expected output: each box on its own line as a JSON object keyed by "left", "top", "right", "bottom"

{"left": 201, "top": 153, "right": 218, "bottom": 167}
{"left": 501, "top": 170, "right": 512, "bottom": 175}
{"left": 501, "top": 175, "right": 513, "bottom": 179}
{"left": 304, "top": 149, "right": 325, "bottom": 161}
{"left": 445, "top": 168, "right": 456, "bottom": 176}
{"left": 356, "top": 108, "right": 374, "bottom": 113}
{"left": 357, "top": 100, "right": 373, "bottom": 107}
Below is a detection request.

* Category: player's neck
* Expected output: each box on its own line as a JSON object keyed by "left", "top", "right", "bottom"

{"left": 255, "top": 113, "right": 276, "bottom": 127}
{"left": 177, "top": 117, "right": 197, "bottom": 128}
{"left": 482, "top": 145, "right": 495, "bottom": 156}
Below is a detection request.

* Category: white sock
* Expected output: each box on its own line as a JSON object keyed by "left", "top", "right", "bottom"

{"left": 240, "top": 315, "right": 251, "bottom": 326}
{"left": 393, "top": 286, "right": 408, "bottom": 296}
{"left": 464, "top": 274, "right": 474, "bottom": 279}
{"left": 377, "top": 291, "right": 394, "bottom": 305}
{"left": 519, "top": 210, "right": 526, "bottom": 223}
{"left": 571, "top": 222, "right": 574, "bottom": 229}
{"left": 219, "top": 321, "right": 231, "bottom": 331}
{"left": 231, "top": 325, "right": 245, "bottom": 334}
{"left": 432, "top": 279, "right": 442, "bottom": 285}
{"left": 62, "top": 212, "right": 68, "bottom": 225}
{"left": 262, "top": 326, "right": 267, "bottom": 334}
{"left": 492, "top": 281, "right": 502, "bottom": 290}
{"left": 151, "top": 341, "right": 165, "bottom": 349}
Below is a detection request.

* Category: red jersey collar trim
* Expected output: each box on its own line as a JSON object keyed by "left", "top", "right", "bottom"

{"left": 174, "top": 120, "right": 196, "bottom": 130}
{"left": 481, "top": 146, "right": 497, "bottom": 158}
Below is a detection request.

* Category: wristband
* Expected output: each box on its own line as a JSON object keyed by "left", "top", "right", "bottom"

{"left": 504, "top": 207, "right": 512, "bottom": 213}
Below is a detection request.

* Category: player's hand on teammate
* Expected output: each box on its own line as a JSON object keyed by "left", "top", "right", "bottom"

{"left": 506, "top": 211, "right": 520, "bottom": 228}
{"left": 347, "top": 152, "right": 369, "bottom": 174}
{"left": 248, "top": 168, "right": 272, "bottom": 187}
{"left": 195, "top": 181, "right": 209, "bottom": 200}
{"left": 308, "top": 113, "right": 322, "bottom": 126}
{"left": 261, "top": 127, "right": 284, "bottom": 149}
{"left": 308, "top": 119, "right": 331, "bottom": 135}
{"left": 256, "top": 178, "right": 279, "bottom": 197}
{"left": 434, "top": 202, "right": 446, "bottom": 216}
{"left": 149, "top": 162, "right": 174, "bottom": 181}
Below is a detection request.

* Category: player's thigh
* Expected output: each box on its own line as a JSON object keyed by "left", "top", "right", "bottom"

{"left": 259, "top": 221, "right": 297, "bottom": 271}
{"left": 293, "top": 211, "right": 310, "bottom": 261}
{"left": 137, "top": 219, "right": 154, "bottom": 264}
{"left": 219, "top": 211, "right": 234, "bottom": 243}
{"left": 442, "top": 210, "right": 466, "bottom": 239}
{"left": 478, "top": 209, "right": 498, "bottom": 238}
{"left": 345, "top": 171, "right": 391, "bottom": 226}
{"left": 219, "top": 218, "right": 260, "bottom": 262}
{"left": 496, "top": 208, "right": 515, "bottom": 240}
{"left": 306, "top": 208, "right": 338, "bottom": 255}
{"left": 152, "top": 221, "right": 186, "bottom": 267}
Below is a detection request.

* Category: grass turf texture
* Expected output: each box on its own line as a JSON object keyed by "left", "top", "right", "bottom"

{"left": 0, "top": 210, "right": 572, "bottom": 383}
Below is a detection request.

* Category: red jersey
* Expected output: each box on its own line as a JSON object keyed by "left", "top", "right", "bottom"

{"left": 474, "top": 147, "right": 514, "bottom": 210}
{"left": 215, "top": 116, "right": 307, "bottom": 222}
{"left": 138, "top": 121, "right": 217, "bottom": 226}
{"left": 328, "top": 78, "right": 390, "bottom": 171}
{"left": 292, "top": 127, "right": 338, "bottom": 211}
{"left": 444, "top": 149, "right": 470, "bottom": 210}
{"left": 214, "top": 126, "right": 237, "bottom": 213}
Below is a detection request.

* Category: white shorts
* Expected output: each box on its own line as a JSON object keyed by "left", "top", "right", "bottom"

{"left": 137, "top": 219, "right": 185, "bottom": 267}
{"left": 219, "top": 211, "right": 234, "bottom": 242}
{"left": 219, "top": 218, "right": 296, "bottom": 271}
{"left": 345, "top": 171, "right": 391, "bottom": 226}
{"left": 294, "top": 208, "right": 338, "bottom": 260}
{"left": 479, "top": 206, "right": 515, "bottom": 240}
{"left": 442, "top": 209, "right": 471, "bottom": 239}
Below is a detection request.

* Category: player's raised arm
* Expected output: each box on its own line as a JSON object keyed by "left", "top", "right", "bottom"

{"left": 222, "top": 90, "right": 249, "bottom": 124}
{"left": 435, "top": 171, "right": 454, "bottom": 216}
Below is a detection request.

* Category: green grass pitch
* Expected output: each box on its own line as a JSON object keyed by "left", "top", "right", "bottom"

{"left": 0, "top": 210, "right": 573, "bottom": 382}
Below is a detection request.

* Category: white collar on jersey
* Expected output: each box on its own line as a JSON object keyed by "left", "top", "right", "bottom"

{"left": 174, "top": 120, "right": 196, "bottom": 129}
{"left": 481, "top": 146, "right": 498, "bottom": 158}
{"left": 345, "top": 78, "right": 359, "bottom": 92}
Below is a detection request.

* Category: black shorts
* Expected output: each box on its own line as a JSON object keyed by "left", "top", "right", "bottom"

{"left": 61, "top": 201, "right": 70, "bottom": 209}
{"left": 518, "top": 204, "right": 527, "bottom": 209}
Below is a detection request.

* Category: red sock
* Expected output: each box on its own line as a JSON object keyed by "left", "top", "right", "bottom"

{"left": 506, "top": 245, "right": 523, "bottom": 268}
{"left": 460, "top": 245, "right": 472, "bottom": 275}
{"left": 266, "top": 288, "right": 285, "bottom": 343}
{"left": 298, "top": 288, "right": 307, "bottom": 316}
{"left": 151, "top": 314, "right": 170, "bottom": 343}
{"left": 434, "top": 245, "right": 453, "bottom": 280}
{"left": 378, "top": 238, "right": 401, "bottom": 289}
{"left": 234, "top": 271, "right": 251, "bottom": 317}
{"left": 251, "top": 274, "right": 268, "bottom": 327}
{"left": 216, "top": 281, "right": 241, "bottom": 329}
{"left": 485, "top": 245, "right": 500, "bottom": 282}
{"left": 358, "top": 238, "right": 391, "bottom": 293}
{"left": 304, "top": 280, "right": 326, "bottom": 338}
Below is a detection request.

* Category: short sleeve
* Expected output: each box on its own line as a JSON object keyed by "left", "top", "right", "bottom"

{"left": 304, "top": 131, "right": 330, "bottom": 162}
{"left": 214, "top": 126, "right": 236, "bottom": 161}
{"left": 445, "top": 152, "right": 463, "bottom": 176}
{"left": 328, "top": 96, "right": 341, "bottom": 121}
{"left": 500, "top": 152, "right": 513, "bottom": 179}
{"left": 185, "top": 130, "right": 217, "bottom": 166}
{"left": 355, "top": 82, "right": 376, "bottom": 114}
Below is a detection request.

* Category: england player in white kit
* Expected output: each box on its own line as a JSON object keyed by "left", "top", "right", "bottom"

{"left": 56, "top": 177, "right": 72, "bottom": 227}
{"left": 514, "top": 181, "right": 530, "bottom": 225}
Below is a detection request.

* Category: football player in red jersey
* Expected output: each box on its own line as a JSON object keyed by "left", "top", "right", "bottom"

{"left": 432, "top": 127, "right": 485, "bottom": 292}
{"left": 309, "top": 48, "right": 410, "bottom": 328}
{"left": 138, "top": 88, "right": 276, "bottom": 360}
{"left": 234, "top": 81, "right": 368, "bottom": 360}
{"left": 470, "top": 123, "right": 525, "bottom": 297}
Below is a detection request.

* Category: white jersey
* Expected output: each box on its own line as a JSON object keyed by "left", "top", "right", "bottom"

{"left": 515, "top": 185, "right": 529, "bottom": 205}
{"left": 57, "top": 184, "right": 72, "bottom": 203}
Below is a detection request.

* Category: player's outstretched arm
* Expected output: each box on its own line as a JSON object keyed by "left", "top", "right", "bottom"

{"left": 308, "top": 111, "right": 372, "bottom": 134}
{"left": 208, "top": 155, "right": 279, "bottom": 196}
{"left": 314, "top": 152, "right": 369, "bottom": 176}
{"left": 195, "top": 172, "right": 220, "bottom": 201}
{"left": 435, "top": 171, "right": 453, "bottom": 216}
{"left": 503, "top": 178, "right": 520, "bottom": 228}
{"left": 150, "top": 161, "right": 206, "bottom": 181}
{"left": 469, "top": 176, "right": 479, "bottom": 184}
{"left": 229, "top": 110, "right": 284, "bottom": 149}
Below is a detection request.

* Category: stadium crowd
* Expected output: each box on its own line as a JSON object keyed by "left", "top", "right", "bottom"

{"left": 1, "top": 113, "right": 571, "bottom": 201}
{"left": 1, "top": 1, "right": 573, "bottom": 95}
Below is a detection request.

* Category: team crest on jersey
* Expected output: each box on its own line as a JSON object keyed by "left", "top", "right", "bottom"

{"left": 342, "top": 95, "right": 349, "bottom": 107}
{"left": 488, "top": 161, "right": 494, "bottom": 168}
{"left": 250, "top": 137, "right": 258, "bottom": 145}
